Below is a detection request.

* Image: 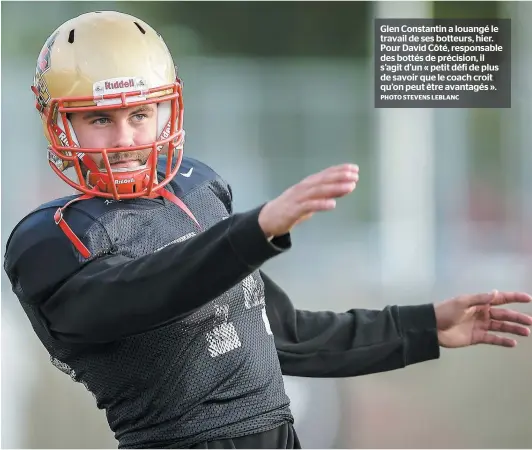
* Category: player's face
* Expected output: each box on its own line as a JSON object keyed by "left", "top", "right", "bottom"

{"left": 70, "top": 104, "right": 158, "bottom": 170}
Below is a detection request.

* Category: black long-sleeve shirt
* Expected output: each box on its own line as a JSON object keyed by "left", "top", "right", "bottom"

{"left": 4, "top": 156, "right": 439, "bottom": 448}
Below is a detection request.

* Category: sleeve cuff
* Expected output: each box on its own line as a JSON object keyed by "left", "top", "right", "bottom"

{"left": 398, "top": 304, "right": 441, "bottom": 366}
{"left": 228, "top": 205, "right": 292, "bottom": 269}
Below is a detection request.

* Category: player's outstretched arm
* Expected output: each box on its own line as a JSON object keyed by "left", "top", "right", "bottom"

{"left": 5, "top": 164, "right": 359, "bottom": 345}
{"left": 8, "top": 205, "right": 287, "bottom": 344}
{"left": 262, "top": 272, "right": 440, "bottom": 377}
{"left": 262, "top": 273, "right": 532, "bottom": 378}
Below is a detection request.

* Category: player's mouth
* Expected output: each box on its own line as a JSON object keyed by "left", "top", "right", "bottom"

{"left": 110, "top": 159, "right": 142, "bottom": 169}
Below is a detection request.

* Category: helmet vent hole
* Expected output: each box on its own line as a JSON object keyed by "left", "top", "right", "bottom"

{"left": 68, "top": 29, "right": 75, "bottom": 44}
{"left": 134, "top": 22, "right": 146, "bottom": 34}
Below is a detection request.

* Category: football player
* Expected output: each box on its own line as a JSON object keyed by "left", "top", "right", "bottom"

{"left": 4, "top": 11, "right": 531, "bottom": 449}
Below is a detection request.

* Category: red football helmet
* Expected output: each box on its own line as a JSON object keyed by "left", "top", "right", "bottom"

{"left": 32, "top": 11, "right": 185, "bottom": 200}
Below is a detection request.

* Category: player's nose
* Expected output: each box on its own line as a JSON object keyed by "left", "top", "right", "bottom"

{"left": 112, "top": 122, "right": 136, "bottom": 148}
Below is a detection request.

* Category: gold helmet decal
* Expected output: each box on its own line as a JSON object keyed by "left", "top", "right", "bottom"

{"left": 33, "top": 31, "right": 58, "bottom": 114}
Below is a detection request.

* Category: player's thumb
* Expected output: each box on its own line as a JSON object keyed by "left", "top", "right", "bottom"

{"left": 467, "top": 289, "right": 499, "bottom": 307}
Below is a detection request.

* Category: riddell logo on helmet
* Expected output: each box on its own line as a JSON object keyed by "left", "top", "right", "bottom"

{"left": 104, "top": 79, "right": 135, "bottom": 90}
{"left": 160, "top": 122, "right": 171, "bottom": 140}
{"left": 58, "top": 131, "right": 69, "bottom": 147}
{"left": 115, "top": 178, "right": 135, "bottom": 185}
{"left": 93, "top": 77, "right": 148, "bottom": 106}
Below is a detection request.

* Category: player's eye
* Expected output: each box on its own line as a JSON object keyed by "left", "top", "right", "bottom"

{"left": 90, "top": 117, "right": 111, "bottom": 125}
{"left": 132, "top": 114, "right": 148, "bottom": 122}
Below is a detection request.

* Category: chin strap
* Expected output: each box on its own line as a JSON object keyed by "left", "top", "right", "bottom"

{"left": 156, "top": 188, "right": 200, "bottom": 228}
{"left": 54, "top": 188, "right": 201, "bottom": 259}
{"left": 54, "top": 194, "right": 95, "bottom": 259}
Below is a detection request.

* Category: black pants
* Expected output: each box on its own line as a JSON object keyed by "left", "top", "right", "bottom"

{"left": 189, "top": 423, "right": 301, "bottom": 449}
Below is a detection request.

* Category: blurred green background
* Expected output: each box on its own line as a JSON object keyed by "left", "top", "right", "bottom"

{"left": 2, "top": 1, "right": 531, "bottom": 448}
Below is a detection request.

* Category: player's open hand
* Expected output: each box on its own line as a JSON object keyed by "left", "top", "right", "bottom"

{"left": 258, "top": 164, "right": 359, "bottom": 238}
{"left": 435, "top": 290, "right": 532, "bottom": 348}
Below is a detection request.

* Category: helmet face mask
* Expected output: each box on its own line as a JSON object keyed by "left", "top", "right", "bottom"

{"left": 33, "top": 11, "right": 185, "bottom": 200}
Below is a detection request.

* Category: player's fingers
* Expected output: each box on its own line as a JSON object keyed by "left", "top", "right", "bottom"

{"left": 464, "top": 290, "right": 532, "bottom": 307}
{"left": 464, "top": 291, "right": 497, "bottom": 307}
{"left": 319, "top": 165, "right": 359, "bottom": 184}
{"left": 490, "top": 308, "right": 532, "bottom": 326}
{"left": 302, "top": 182, "right": 357, "bottom": 200}
{"left": 302, "top": 164, "right": 359, "bottom": 186}
{"left": 479, "top": 333, "right": 517, "bottom": 347}
{"left": 297, "top": 198, "right": 337, "bottom": 216}
{"left": 489, "top": 320, "right": 531, "bottom": 337}
{"left": 319, "top": 163, "right": 359, "bottom": 176}
{"left": 492, "top": 291, "right": 532, "bottom": 306}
